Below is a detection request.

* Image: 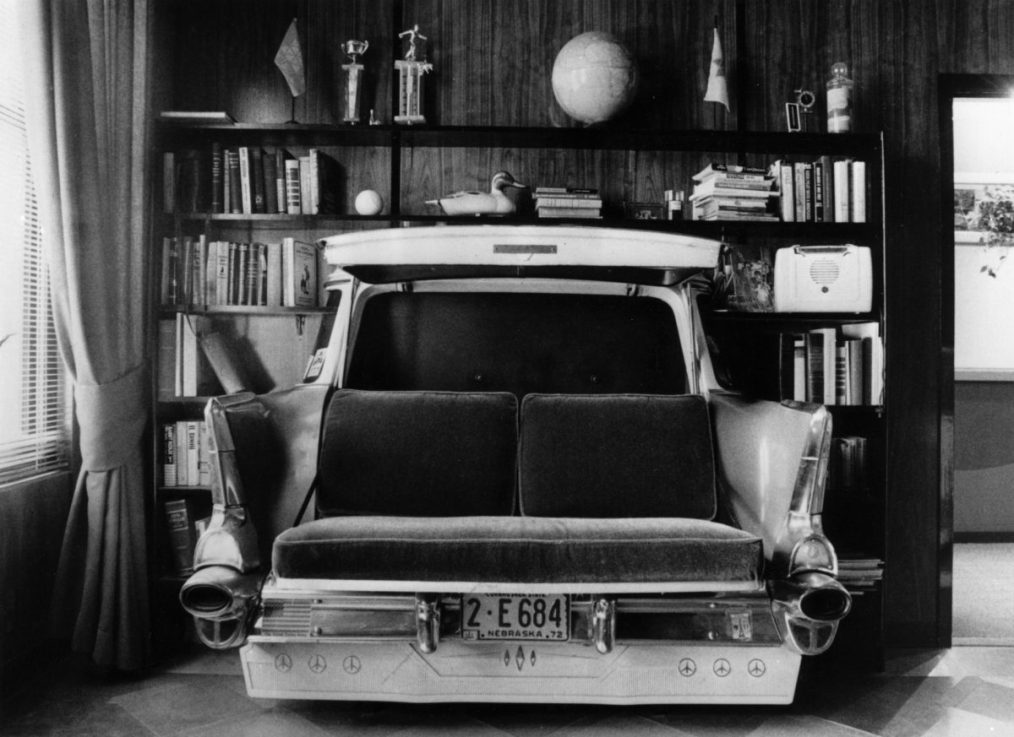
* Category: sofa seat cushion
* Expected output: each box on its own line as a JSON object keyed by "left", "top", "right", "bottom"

{"left": 273, "top": 516, "right": 763, "bottom": 588}
{"left": 519, "top": 394, "right": 717, "bottom": 519}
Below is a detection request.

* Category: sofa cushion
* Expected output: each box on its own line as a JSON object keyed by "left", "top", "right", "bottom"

{"left": 519, "top": 394, "right": 717, "bottom": 519}
{"left": 273, "top": 516, "right": 762, "bottom": 587}
{"left": 316, "top": 389, "right": 518, "bottom": 517}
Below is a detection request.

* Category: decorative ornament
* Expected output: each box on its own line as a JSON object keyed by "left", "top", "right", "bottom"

{"left": 425, "top": 171, "right": 528, "bottom": 216}
{"left": 551, "top": 32, "right": 639, "bottom": 125}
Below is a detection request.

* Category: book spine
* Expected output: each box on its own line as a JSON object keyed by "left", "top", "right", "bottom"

{"left": 285, "top": 159, "right": 302, "bottom": 215}
{"left": 163, "top": 152, "right": 176, "bottom": 213}
{"left": 812, "top": 160, "right": 825, "bottom": 222}
{"left": 175, "top": 419, "right": 188, "bottom": 485}
{"left": 833, "top": 159, "right": 851, "bottom": 222}
{"left": 198, "top": 421, "right": 210, "bottom": 486}
{"left": 237, "top": 243, "right": 249, "bottom": 305}
{"left": 793, "top": 163, "right": 808, "bottom": 222}
{"left": 777, "top": 162, "right": 795, "bottom": 222}
{"left": 850, "top": 160, "right": 867, "bottom": 223}
{"left": 162, "top": 423, "right": 177, "bottom": 487}
{"left": 263, "top": 150, "right": 278, "bottom": 214}
{"left": 163, "top": 499, "right": 195, "bottom": 576}
{"left": 238, "top": 146, "right": 252, "bottom": 214}
{"left": 204, "top": 240, "right": 218, "bottom": 307}
{"left": 186, "top": 421, "right": 200, "bottom": 487}
{"left": 266, "top": 242, "right": 282, "bottom": 306}
{"left": 210, "top": 142, "right": 223, "bottom": 213}
{"left": 251, "top": 148, "right": 265, "bottom": 213}
{"left": 275, "top": 150, "right": 287, "bottom": 213}
{"left": 227, "top": 149, "right": 241, "bottom": 213}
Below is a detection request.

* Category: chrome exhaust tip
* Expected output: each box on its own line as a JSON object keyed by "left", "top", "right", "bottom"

{"left": 180, "top": 566, "right": 261, "bottom": 649}
{"left": 771, "top": 571, "right": 852, "bottom": 655}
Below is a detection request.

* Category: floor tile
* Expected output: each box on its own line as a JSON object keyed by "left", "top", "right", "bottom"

{"left": 744, "top": 714, "right": 879, "bottom": 736}
{"left": 548, "top": 713, "right": 695, "bottom": 736}
{"left": 175, "top": 706, "right": 333, "bottom": 737}
{"left": 918, "top": 706, "right": 1013, "bottom": 737}
{"left": 109, "top": 675, "right": 265, "bottom": 735}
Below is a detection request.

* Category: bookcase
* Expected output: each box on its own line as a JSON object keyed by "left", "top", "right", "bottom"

{"left": 148, "top": 119, "right": 887, "bottom": 664}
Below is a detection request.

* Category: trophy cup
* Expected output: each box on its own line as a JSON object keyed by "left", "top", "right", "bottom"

{"left": 341, "top": 39, "right": 369, "bottom": 124}
{"left": 394, "top": 25, "right": 433, "bottom": 124}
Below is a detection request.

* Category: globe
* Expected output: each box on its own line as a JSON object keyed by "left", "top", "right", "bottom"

{"left": 551, "top": 32, "right": 639, "bottom": 125}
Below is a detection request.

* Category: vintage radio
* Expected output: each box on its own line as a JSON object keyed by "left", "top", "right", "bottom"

{"left": 773, "top": 244, "right": 872, "bottom": 312}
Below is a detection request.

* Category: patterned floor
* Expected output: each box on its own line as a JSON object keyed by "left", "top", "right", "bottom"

{"left": 3, "top": 646, "right": 1014, "bottom": 736}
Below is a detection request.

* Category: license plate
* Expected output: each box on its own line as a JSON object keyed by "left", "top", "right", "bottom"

{"left": 460, "top": 594, "right": 569, "bottom": 642}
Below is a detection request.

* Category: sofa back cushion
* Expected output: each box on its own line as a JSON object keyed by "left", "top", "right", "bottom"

{"left": 519, "top": 393, "right": 716, "bottom": 519}
{"left": 317, "top": 389, "right": 518, "bottom": 517}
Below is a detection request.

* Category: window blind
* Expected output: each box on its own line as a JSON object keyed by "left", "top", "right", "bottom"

{"left": 0, "top": 0, "right": 70, "bottom": 485}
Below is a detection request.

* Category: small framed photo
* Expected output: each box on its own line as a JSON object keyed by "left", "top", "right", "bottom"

{"left": 624, "top": 202, "right": 663, "bottom": 220}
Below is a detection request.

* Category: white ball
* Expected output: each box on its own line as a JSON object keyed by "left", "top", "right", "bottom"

{"left": 354, "top": 189, "right": 384, "bottom": 216}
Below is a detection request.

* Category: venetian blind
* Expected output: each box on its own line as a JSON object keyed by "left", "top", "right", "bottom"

{"left": 0, "top": 0, "right": 71, "bottom": 485}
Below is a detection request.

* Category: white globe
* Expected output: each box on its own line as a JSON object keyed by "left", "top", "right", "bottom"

{"left": 354, "top": 189, "right": 384, "bottom": 216}
{"left": 551, "top": 32, "right": 639, "bottom": 125}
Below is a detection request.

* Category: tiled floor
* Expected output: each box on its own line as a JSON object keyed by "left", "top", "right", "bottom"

{"left": 4, "top": 647, "right": 1014, "bottom": 736}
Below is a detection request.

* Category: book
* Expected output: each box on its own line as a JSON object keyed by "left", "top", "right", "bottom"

{"left": 850, "top": 160, "right": 867, "bottom": 223}
{"left": 238, "top": 146, "right": 252, "bottom": 214}
{"left": 815, "top": 155, "right": 835, "bottom": 222}
{"left": 692, "top": 162, "right": 769, "bottom": 182}
{"left": 274, "top": 150, "right": 287, "bottom": 213}
{"left": 251, "top": 148, "right": 266, "bottom": 213}
{"left": 185, "top": 421, "right": 200, "bottom": 488}
{"left": 833, "top": 159, "right": 851, "bottom": 222}
{"left": 285, "top": 158, "right": 302, "bottom": 215}
{"left": 771, "top": 160, "right": 795, "bottom": 222}
{"left": 175, "top": 420, "right": 188, "bottom": 486}
{"left": 157, "top": 319, "right": 176, "bottom": 401}
{"left": 536, "top": 207, "right": 603, "bottom": 219}
{"left": 177, "top": 149, "right": 205, "bottom": 212}
{"left": 163, "top": 498, "right": 197, "bottom": 576}
{"left": 199, "top": 331, "right": 251, "bottom": 393}
{"left": 162, "top": 152, "right": 175, "bottom": 213}
{"left": 228, "top": 149, "right": 242, "bottom": 213}
{"left": 266, "top": 242, "right": 282, "bottom": 306}
{"left": 842, "top": 322, "right": 883, "bottom": 404}
{"left": 793, "top": 162, "right": 810, "bottom": 222}
{"left": 210, "top": 142, "right": 223, "bottom": 213}
{"left": 198, "top": 423, "right": 211, "bottom": 486}
{"left": 263, "top": 150, "right": 278, "bottom": 213}
{"left": 283, "top": 237, "right": 319, "bottom": 307}
{"left": 534, "top": 196, "right": 603, "bottom": 209}
{"left": 310, "top": 149, "right": 342, "bottom": 214}
{"left": 806, "top": 327, "right": 837, "bottom": 405}
{"left": 161, "top": 423, "right": 177, "bottom": 487}
{"left": 159, "top": 110, "right": 235, "bottom": 124}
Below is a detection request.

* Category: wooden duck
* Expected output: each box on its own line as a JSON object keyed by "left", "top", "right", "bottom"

{"left": 426, "top": 171, "right": 527, "bottom": 215}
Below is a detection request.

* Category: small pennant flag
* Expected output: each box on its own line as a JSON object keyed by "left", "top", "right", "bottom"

{"left": 704, "top": 27, "right": 730, "bottom": 111}
{"left": 274, "top": 18, "right": 306, "bottom": 97}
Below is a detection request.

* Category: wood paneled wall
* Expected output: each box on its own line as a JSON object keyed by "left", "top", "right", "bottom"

{"left": 160, "top": 0, "right": 1014, "bottom": 647}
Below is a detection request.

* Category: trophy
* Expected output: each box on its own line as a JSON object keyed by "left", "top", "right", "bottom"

{"left": 394, "top": 25, "right": 433, "bottom": 124}
{"left": 341, "top": 39, "right": 369, "bottom": 124}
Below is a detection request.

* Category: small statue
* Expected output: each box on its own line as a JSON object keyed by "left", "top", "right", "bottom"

{"left": 426, "top": 171, "right": 528, "bottom": 216}
{"left": 399, "top": 24, "right": 427, "bottom": 61}
{"left": 394, "top": 24, "right": 433, "bottom": 124}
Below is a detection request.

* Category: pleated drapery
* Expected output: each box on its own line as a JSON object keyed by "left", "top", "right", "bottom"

{"left": 21, "top": 0, "right": 152, "bottom": 670}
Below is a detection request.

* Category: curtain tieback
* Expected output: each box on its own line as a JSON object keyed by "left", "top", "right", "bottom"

{"left": 75, "top": 363, "right": 149, "bottom": 472}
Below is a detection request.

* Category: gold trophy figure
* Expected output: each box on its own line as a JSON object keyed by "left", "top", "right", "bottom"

{"left": 341, "top": 39, "right": 369, "bottom": 124}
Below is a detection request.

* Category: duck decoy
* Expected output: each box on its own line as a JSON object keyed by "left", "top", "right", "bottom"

{"left": 425, "top": 170, "right": 528, "bottom": 216}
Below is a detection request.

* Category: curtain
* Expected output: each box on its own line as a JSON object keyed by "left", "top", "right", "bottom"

{"left": 21, "top": 0, "right": 151, "bottom": 670}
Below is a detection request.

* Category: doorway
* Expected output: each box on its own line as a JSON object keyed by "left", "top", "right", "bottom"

{"left": 941, "top": 75, "right": 1014, "bottom": 645}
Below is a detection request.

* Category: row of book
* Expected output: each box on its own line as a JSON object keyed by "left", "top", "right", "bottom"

{"left": 781, "top": 322, "right": 884, "bottom": 406}
{"left": 160, "top": 235, "right": 320, "bottom": 308}
{"left": 770, "top": 157, "right": 867, "bottom": 223}
{"left": 163, "top": 497, "right": 211, "bottom": 576}
{"left": 687, "top": 159, "right": 868, "bottom": 223}
{"left": 837, "top": 556, "right": 885, "bottom": 593}
{"left": 534, "top": 186, "right": 603, "bottom": 219}
{"left": 159, "top": 314, "right": 248, "bottom": 398}
{"left": 162, "top": 420, "right": 210, "bottom": 488}
{"left": 163, "top": 145, "right": 341, "bottom": 215}
{"left": 689, "top": 163, "right": 779, "bottom": 222}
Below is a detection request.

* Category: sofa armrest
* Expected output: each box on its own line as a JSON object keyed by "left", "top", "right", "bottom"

{"left": 709, "top": 392, "right": 836, "bottom": 579}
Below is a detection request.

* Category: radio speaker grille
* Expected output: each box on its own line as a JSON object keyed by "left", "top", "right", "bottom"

{"left": 809, "top": 259, "right": 840, "bottom": 285}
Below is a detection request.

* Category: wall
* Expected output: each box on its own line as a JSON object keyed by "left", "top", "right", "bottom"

{"left": 158, "top": 0, "right": 1014, "bottom": 647}
{"left": 0, "top": 473, "right": 73, "bottom": 698}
